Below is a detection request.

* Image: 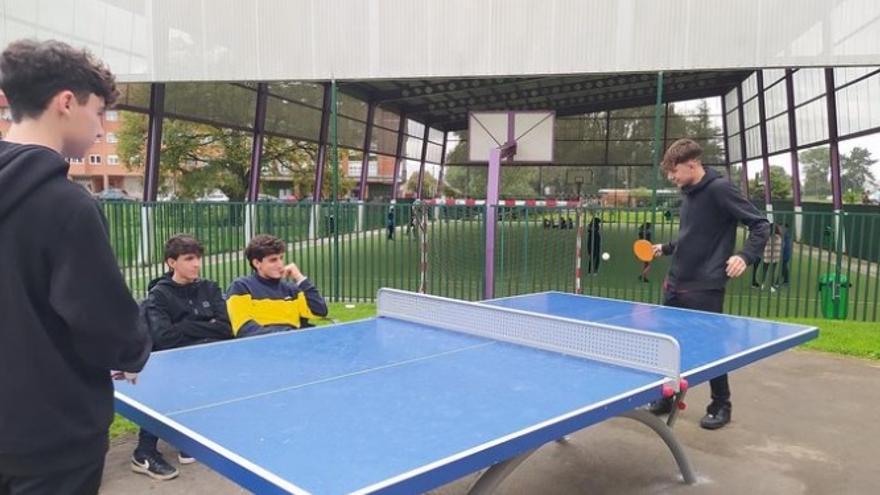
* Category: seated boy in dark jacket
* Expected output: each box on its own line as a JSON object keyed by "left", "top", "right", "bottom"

{"left": 227, "top": 234, "right": 328, "bottom": 337}
{"left": 132, "top": 234, "right": 233, "bottom": 480}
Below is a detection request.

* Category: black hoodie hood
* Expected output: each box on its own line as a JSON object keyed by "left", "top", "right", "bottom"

{"left": 681, "top": 166, "right": 721, "bottom": 196}
{"left": 149, "top": 270, "right": 206, "bottom": 295}
{"left": 148, "top": 271, "right": 174, "bottom": 291}
{"left": 0, "top": 141, "right": 69, "bottom": 221}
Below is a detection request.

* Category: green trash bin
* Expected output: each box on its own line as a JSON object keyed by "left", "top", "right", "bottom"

{"left": 818, "top": 273, "right": 851, "bottom": 319}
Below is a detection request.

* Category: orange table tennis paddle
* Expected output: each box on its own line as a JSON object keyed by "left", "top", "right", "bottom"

{"left": 633, "top": 239, "right": 655, "bottom": 262}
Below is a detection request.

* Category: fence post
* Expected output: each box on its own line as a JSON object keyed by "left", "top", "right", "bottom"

{"left": 244, "top": 203, "right": 256, "bottom": 246}
{"left": 137, "top": 203, "right": 153, "bottom": 266}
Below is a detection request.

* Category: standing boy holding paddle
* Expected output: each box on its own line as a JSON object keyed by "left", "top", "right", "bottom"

{"left": 648, "top": 139, "right": 769, "bottom": 430}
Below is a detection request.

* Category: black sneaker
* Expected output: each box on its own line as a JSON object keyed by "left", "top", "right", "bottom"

{"left": 131, "top": 452, "right": 179, "bottom": 480}
{"left": 647, "top": 397, "right": 673, "bottom": 415}
{"left": 700, "top": 402, "right": 732, "bottom": 430}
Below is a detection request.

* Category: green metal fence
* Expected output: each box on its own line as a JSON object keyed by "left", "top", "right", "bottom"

{"left": 771, "top": 201, "right": 880, "bottom": 263}
{"left": 100, "top": 201, "right": 880, "bottom": 322}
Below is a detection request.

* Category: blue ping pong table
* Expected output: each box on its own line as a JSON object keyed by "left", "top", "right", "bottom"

{"left": 115, "top": 289, "right": 817, "bottom": 494}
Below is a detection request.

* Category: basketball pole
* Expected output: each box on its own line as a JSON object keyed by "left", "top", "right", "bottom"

{"left": 473, "top": 111, "right": 553, "bottom": 300}
{"left": 484, "top": 112, "right": 517, "bottom": 300}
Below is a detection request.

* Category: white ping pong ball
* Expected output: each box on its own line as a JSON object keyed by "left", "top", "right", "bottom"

{"left": 602, "top": 252, "right": 610, "bottom": 261}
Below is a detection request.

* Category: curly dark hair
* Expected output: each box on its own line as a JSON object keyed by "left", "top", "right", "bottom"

{"left": 0, "top": 39, "right": 118, "bottom": 122}
{"left": 164, "top": 234, "right": 205, "bottom": 262}
{"left": 245, "top": 234, "right": 286, "bottom": 269}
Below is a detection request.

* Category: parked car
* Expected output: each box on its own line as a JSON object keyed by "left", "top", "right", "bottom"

{"left": 197, "top": 190, "right": 229, "bottom": 202}
{"left": 95, "top": 188, "right": 135, "bottom": 202}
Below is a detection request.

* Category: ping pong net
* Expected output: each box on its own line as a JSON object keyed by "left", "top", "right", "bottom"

{"left": 377, "top": 289, "right": 681, "bottom": 386}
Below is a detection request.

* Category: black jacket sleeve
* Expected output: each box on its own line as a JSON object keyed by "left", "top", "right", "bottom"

{"left": 238, "top": 324, "right": 295, "bottom": 337}
{"left": 48, "top": 200, "right": 151, "bottom": 372}
{"left": 143, "top": 291, "right": 191, "bottom": 351}
{"left": 298, "top": 278, "right": 329, "bottom": 318}
{"left": 195, "top": 281, "right": 233, "bottom": 340}
{"left": 714, "top": 181, "right": 770, "bottom": 264}
{"left": 235, "top": 319, "right": 269, "bottom": 337}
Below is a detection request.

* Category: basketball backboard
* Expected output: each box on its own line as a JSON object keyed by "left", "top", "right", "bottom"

{"left": 468, "top": 111, "right": 554, "bottom": 163}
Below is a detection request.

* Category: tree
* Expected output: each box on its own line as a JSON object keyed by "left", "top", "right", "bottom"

{"left": 749, "top": 165, "right": 792, "bottom": 202}
{"left": 445, "top": 131, "right": 469, "bottom": 164}
{"left": 443, "top": 133, "right": 540, "bottom": 198}
{"left": 840, "top": 146, "right": 877, "bottom": 194}
{"left": 500, "top": 168, "right": 540, "bottom": 198}
{"left": 118, "top": 113, "right": 353, "bottom": 201}
{"left": 403, "top": 170, "right": 438, "bottom": 198}
{"left": 730, "top": 164, "right": 743, "bottom": 189}
{"left": 684, "top": 100, "right": 724, "bottom": 164}
{"left": 798, "top": 146, "right": 877, "bottom": 202}
{"left": 260, "top": 140, "right": 354, "bottom": 200}
{"left": 442, "top": 134, "right": 474, "bottom": 196}
{"left": 799, "top": 147, "right": 832, "bottom": 201}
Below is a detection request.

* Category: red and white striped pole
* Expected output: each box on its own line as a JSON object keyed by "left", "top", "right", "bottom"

{"left": 420, "top": 199, "right": 582, "bottom": 208}
{"left": 418, "top": 206, "right": 429, "bottom": 293}
{"left": 574, "top": 214, "right": 584, "bottom": 294}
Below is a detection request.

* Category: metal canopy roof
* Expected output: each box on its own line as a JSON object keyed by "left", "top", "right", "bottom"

{"left": 340, "top": 70, "right": 750, "bottom": 131}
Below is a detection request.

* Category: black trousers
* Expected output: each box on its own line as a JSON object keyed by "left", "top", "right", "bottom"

{"left": 135, "top": 428, "right": 160, "bottom": 456}
{"left": 760, "top": 261, "right": 778, "bottom": 287}
{"left": 135, "top": 429, "right": 189, "bottom": 458}
{"left": 751, "top": 258, "right": 762, "bottom": 285}
{"left": 781, "top": 258, "right": 791, "bottom": 284}
{"left": 586, "top": 237, "right": 601, "bottom": 273}
{"left": 0, "top": 457, "right": 103, "bottom": 495}
{"left": 663, "top": 288, "right": 731, "bottom": 405}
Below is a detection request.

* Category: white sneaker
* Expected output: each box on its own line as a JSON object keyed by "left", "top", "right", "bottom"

{"left": 178, "top": 452, "right": 196, "bottom": 465}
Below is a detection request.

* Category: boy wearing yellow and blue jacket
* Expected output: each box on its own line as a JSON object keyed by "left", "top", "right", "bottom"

{"left": 227, "top": 234, "right": 328, "bottom": 337}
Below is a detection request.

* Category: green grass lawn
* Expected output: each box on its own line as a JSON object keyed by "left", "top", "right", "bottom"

{"left": 315, "top": 301, "right": 378, "bottom": 324}
{"left": 109, "top": 413, "right": 140, "bottom": 440}
{"left": 784, "top": 317, "right": 880, "bottom": 360}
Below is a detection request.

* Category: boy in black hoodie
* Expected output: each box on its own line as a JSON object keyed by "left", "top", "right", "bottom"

{"left": 0, "top": 40, "right": 151, "bottom": 494}
{"left": 649, "top": 139, "right": 769, "bottom": 430}
{"left": 131, "top": 235, "right": 233, "bottom": 480}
